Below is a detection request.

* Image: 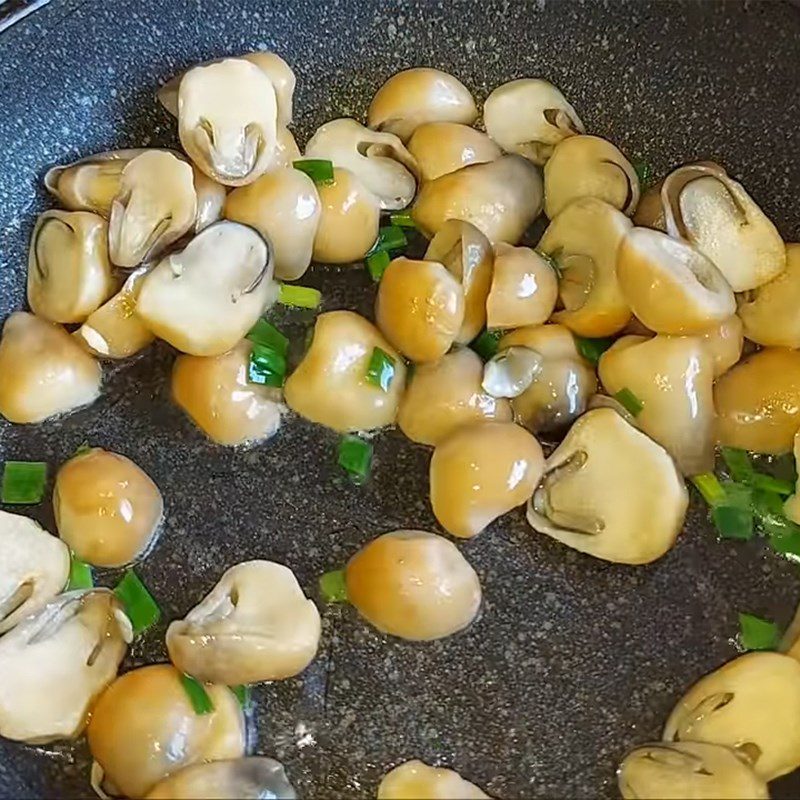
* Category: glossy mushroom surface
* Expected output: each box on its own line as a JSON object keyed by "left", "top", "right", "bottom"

{"left": 407, "top": 121, "right": 501, "bottom": 181}
{"left": 378, "top": 760, "right": 489, "bottom": 799}
{"left": 784, "top": 431, "right": 800, "bottom": 526}
{"left": 697, "top": 315, "right": 743, "bottom": 379}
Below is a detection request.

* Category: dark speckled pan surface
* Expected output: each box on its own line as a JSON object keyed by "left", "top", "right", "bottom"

{"left": 1, "top": 1, "right": 799, "bottom": 798}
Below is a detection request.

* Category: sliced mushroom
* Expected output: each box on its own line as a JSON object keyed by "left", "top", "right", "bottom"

{"left": 616, "top": 227, "right": 735, "bottom": 334}
{"left": 424, "top": 219, "right": 493, "bottom": 344}
{"left": 500, "top": 324, "right": 597, "bottom": 433}
{"left": 662, "top": 162, "right": 786, "bottom": 291}
{"left": 483, "top": 78, "right": 584, "bottom": 165}
{"left": 482, "top": 346, "right": 543, "bottom": 399}
{"left": 167, "top": 561, "right": 321, "bottom": 684}
{"left": 311, "top": 167, "right": 382, "bottom": 264}
{"left": 28, "top": 210, "right": 116, "bottom": 323}
{"left": 431, "top": 421, "right": 544, "bottom": 539}
{"left": 224, "top": 167, "right": 321, "bottom": 281}
{"left": 88, "top": 664, "right": 246, "bottom": 799}
{"left": 284, "top": 311, "right": 406, "bottom": 432}
{"left": 663, "top": 651, "right": 800, "bottom": 780}
{"left": 304, "top": 118, "right": 418, "bottom": 210}
{"left": 697, "top": 316, "right": 743, "bottom": 379}
{"left": 544, "top": 135, "right": 639, "bottom": 218}
{"left": 367, "top": 67, "right": 478, "bottom": 142}
{"left": 76, "top": 267, "right": 155, "bottom": 359}
{"left": 599, "top": 335, "right": 715, "bottom": 475}
{"left": 618, "top": 741, "right": 769, "bottom": 800}
{"left": 192, "top": 166, "right": 227, "bottom": 232}
{"left": 412, "top": 155, "right": 543, "bottom": 244}
{"left": 54, "top": 448, "right": 163, "bottom": 569}
{"left": 178, "top": 58, "right": 278, "bottom": 186}
{"left": 527, "top": 408, "right": 687, "bottom": 563}
{"left": 375, "top": 257, "right": 465, "bottom": 363}
{"left": 486, "top": 244, "right": 559, "bottom": 329}
{"left": 714, "top": 348, "right": 800, "bottom": 455}
{"left": 378, "top": 760, "right": 489, "bottom": 800}
{"left": 345, "top": 530, "right": 481, "bottom": 641}
{"left": 145, "top": 757, "right": 297, "bottom": 800}
{"left": 0, "top": 589, "right": 129, "bottom": 743}
{"left": 537, "top": 197, "right": 632, "bottom": 337}
{"left": 0, "top": 312, "right": 102, "bottom": 424}
{"left": 0, "top": 510, "right": 69, "bottom": 635}
{"left": 172, "top": 340, "right": 283, "bottom": 446}
{"left": 407, "top": 121, "right": 501, "bottom": 182}
{"left": 137, "top": 221, "right": 275, "bottom": 356}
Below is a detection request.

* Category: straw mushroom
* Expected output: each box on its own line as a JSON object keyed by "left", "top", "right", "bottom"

{"left": 633, "top": 179, "right": 667, "bottom": 230}
{"left": 482, "top": 346, "right": 543, "bottom": 399}
{"left": 783, "top": 432, "right": 800, "bottom": 526}
{"left": 697, "top": 316, "right": 743, "bottom": 379}
{"left": 527, "top": 408, "right": 688, "bottom": 563}
{"left": 407, "top": 122, "right": 501, "bottom": 182}
{"left": 378, "top": 760, "right": 489, "bottom": 800}
{"left": 192, "top": 166, "right": 227, "bottom": 232}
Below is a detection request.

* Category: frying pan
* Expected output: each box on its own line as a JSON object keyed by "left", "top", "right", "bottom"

{"left": 1, "top": 0, "right": 799, "bottom": 797}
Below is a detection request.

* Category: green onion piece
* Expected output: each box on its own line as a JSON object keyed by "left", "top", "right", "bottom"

{"left": 293, "top": 159, "right": 335, "bottom": 185}
{"left": 319, "top": 568, "right": 349, "bottom": 603}
{"left": 230, "top": 684, "right": 251, "bottom": 708}
{"left": 750, "top": 473, "right": 795, "bottom": 496}
{"left": 246, "top": 319, "right": 289, "bottom": 357}
{"left": 114, "top": 570, "right": 161, "bottom": 636}
{"left": 1, "top": 461, "right": 47, "bottom": 504}
{"left": 690, "top": 473, "right": 727, "bottom": 506}
{"left": 278, "top": 283, "right": 322, "bottom": 309}
{"left": 337, "top": 435, "right": 373, "bottom": 485}
{"left": 613, "top": 388, "right": 644, "bottom": 417}
{"left": 390, "top": 211, "right": 416, "bottom": 229}
{"left": 73, "top": 441, "right": 92, "bottom": 457}
{"left": 721, "top": 447, "right": 753, "bottom": 482}
{"left": 180, "top": 673, "right": 215, "bottom": 715}
{"left": 470, "top": 329, "right": 503, "bottom": 361}
{"left": 536, "top": 248, "right": 563, "bottom": 278}
{"left": 248, "top": 343, "right": 287, "bottom": 388}
{"left": 67, "top": 554, "right": 94, "bottom": 591}
{"left": 375, "top": 225, "right": 408, "bottom": 253}
{"left": 366, "top": 249, "right": 391, "bottom": 282}
{"left": 365, "top": 347, "right": 396, "bottom": 392}
{"left": 719, "top": 480, "right": 753, "bottom": 510}
{"left": 633, "top": 158, "right": 655, "bottom": 190}
{"left": 738, "top": 613, "right": 779, "bottom": 651}
{"left": 574, "top": 336, "right": 614, "bottom": 365}
{"left": 768, "top": 525, "right": 800, "bottom": 558}
{"left": 712, "top": 504, "right": 754, "bottom": 541}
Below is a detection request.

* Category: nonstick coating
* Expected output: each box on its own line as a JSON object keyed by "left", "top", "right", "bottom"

{"left": 1, "top": 1, "right": 800, "bottom": 797}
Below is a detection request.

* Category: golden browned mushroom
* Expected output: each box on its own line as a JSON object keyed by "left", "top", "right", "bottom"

{"left": 167, "top": 561, "right": 320, "bottom": 685}
{"left": 663, "top": 652, "right": 800, "bottom": 780}
{"left": 87, "top": 664, "right": 245, "bottom": 799}
{"left": 632, "top": 179, "right": 666, "bottom": 230}
{"left": 697, "top": 316, "right": 743, "bottom": 379}
{"left": 345, "top": 530, "right": 481, "bottom": 640}
{"left": 486, "top": 244, "right": 558, "bottom": 329}
{"left": 781, "top": 591, "right": 800, "bottom": 659}
{"left": 430, "top": 421, "right": 545, "bottom": 539}
{"left": 0, "top": 312, "right": 102, "bottom": 424}
{"left": 544, "top": 134, "right": 639, "bottom": 218}
{"left": 311, "top": 167, "right": 382, "bottom": 264}
{"left": 412, "top": 155, "right": 543, "bottom": 244}
{"left": 172, "top": 340, "right": 283, "bottom": 446}
{"left": 527, "top": 408, "right": 687, "bottom": 564}
{"left": 284, "top": 311, "right": 406, "bottom": 432}
{"left": 27, "top": 210, "right": 116, "bottom": 323}
{"left": 616, "top": 227, "right": 735, "bottom": 334}
{"left": 538, "top": 197, "right": 632, "bottom": 337}
{"left": 407, "top": 122, "right": 502, "bottom": 182}
{"left": 378, "top": 760, "right": 489, "bottom": 799}
{"left": 714, "top": 348, "right": 800, "bottom": 455}
{"left": 483, "top": 78, "right": 584, "bottom": 165}
{"left": 599, "top": 335, "right": 715, "bottom": 475}
{"left": 53, "top": 448, "right": 163, "bottom": 568}
{"left": 367, "top": 67, "right": 478, "bottom": 142}
{"left": 376, "top": 257, "right": 465, "bottom": 362}
{"left": 783, "top": 431, "right": 800, "bottom": 525}
{"left": 225, "top": 167, "right": 321, "bottom": 281}
{"left": 661, "top": 162, "right": 785, "bottom": 291}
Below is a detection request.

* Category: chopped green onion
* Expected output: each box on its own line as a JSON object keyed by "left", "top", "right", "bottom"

{"left": 366, "top": 249, "right": 391, "bottom": 282}
{"left": 536, "top": 248, "right": 563, "bottom": 278}
{"left": 750, "top": 473, "right": 795, "bottom": 496}
{"left": 1, "top": 461, "right": 47, "bottom": 505}
{"left": 278, "top": 283, "right": 322, "bottom": 309}
{"left": 373, "top": 225, "right": 407, "bottom": 253}
{"left": 613, "top": 388, "right": 644, "bottom": 417}
{"left": 633, "top": 158, "right": 655, "bottom": 190}
{"left": 721, "top": 447, "right": 753, "bottom": 482}
{"left": 114, "top": 569, "right": 161, "bottom": 636}
{"left": 293, "top": 159, "right": 335, "bottom": 185}
{"left": 337, "top": 435, "right": 373, "bottom": 485}
{"left": 768, "top": 525, "right": 800, "bottom": 558}
{"left": 73, "top": 441, "right": 92, "bottom": 457}
{"left": 574, "top": 336, "right": 614, "bottom": 365}
{"left": 719, "top": 480, "right": 753, "bottom": 510}
{"left": 365, "top": 347, "right": 396, "bottom": 392}
{"left": 470, "top": 329, "right": 503, "bottom": 361}
{"left": 390, "top": 211, "right": 416, "bottom": 228}
{"left": 180, "top": 673, "right": 215, "bottom": 715}
{"left": 712, "top": 504, "right": 754, "bottom": 541}
{"left": 67, "top": 554, "right": 93, "bottom": 591}
{"left": 738, "top": 613, "right": 779, "bottom": 651}
{"left": 691, "top": 473, "right": 727, "bottom": 507}
{"left": 248, "top": 342, "right": 287, "bottom": 387}
{"left": 319, "top": 568, "right": 349, "bottom": 603}
{"left": 230, "top": 684, "right": 251, "bottom": 708}
{"left": 246, "top": 319, "right": 289, "bottom": 357}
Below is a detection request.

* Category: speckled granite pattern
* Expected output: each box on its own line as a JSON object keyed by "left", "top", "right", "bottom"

{"left": 1, "top": 1, "right": 799, "bottom": 798}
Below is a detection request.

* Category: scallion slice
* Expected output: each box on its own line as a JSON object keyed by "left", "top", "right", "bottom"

{"left": 721, "top": 447, "right": 753, "bottom": 482}
{"left": 230, "top": 684, "right": 251, "bottom": 708}
{"left": 574, "top": 336, "right": 614, "bottom": 365}
{"left": 337, "top": 435, "right": 373, "bottom": 485}
{"left": 613, "top": 387, "right": 644, "bottom": 417}
{"left": 366, "top": 249, "right": 391, "bottom": 282}
{"left": 246, "top": 319, "right": 289, "bottom": 357}
{"left": 768, "top": 525, "right": 800, "bottom": 558}
{"left": 67, "top": 554, "right": 94, "bottom": 591}
{"left": 73, "top": 441, "right": 92, "bottom": 457}
{"left": 738, "top": 612, "right": 779, "bottom": 651}
{"left": 691, "top": 473, "right": 726, "bottom": 507}
{"left": 375, "top": 225, "right": 407, "bottom": 253}
{"left": 390, "top": 211, "right": 416, "bottom": 229}
{"left": 114, "top": 569, "right": 161, "bottom": 636}
{"left": 366, "top": 347, "right": 396, "bottom": 391}
{"left": 319, "top": 568, "right": 348, "bottom": 603}
{"left": 633, "top": 158, "right": 655, "bottom": 190}
{"left": 712, "top": 504, "right": 754, "bottom": 541}
{"left": 470, "top": 329, "right": 503, "bottom": 361}
{"left": 750, "top": 473, "right": 795, "bottom": 496}
{"left": 293, "top": 159, "right": 335, "bottom": 185}
{"left": 248, "top": 342, "right": 287, "bottom": 388}
{"left": 278, "top": 283, "right": 322, "bottom": 309}
{"left": 1, "top": 461, "right": 47, "bottom": 504}
{"left": 180, "top": 673, "right": 215, "bottom": 715}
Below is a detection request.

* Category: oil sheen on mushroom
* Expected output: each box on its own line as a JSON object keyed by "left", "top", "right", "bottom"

{"left": 697, "top": 316, "right": 743, "bottom": 379}
{"left": 407, "top": 122, "right": 501, "bottom": 182}
{"left": 378, "top": 760, "right": 489, "bottom": 799}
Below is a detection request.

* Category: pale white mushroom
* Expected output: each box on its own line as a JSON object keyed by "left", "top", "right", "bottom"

{"left": 407, "top": 122, "right": 501, "bottom": 182}
{"left": 483, "top": 77, "right": 584, "bottom": 165}
{"left": 304, "top": 118, "right": 418, "bottom": 210}
{"left": 0, "top": 312, "right": 102, "bottom": 424}
{"left": 412, "top": 155, "right": 543, "bottom": 244}
{"left": 27, "top": 210, "right": 116, "bottom": 323}
{"left": 697, "top": 316, "right": 743, "bottom": 379}
{"left": 378, "top": 760, "right": 489, "bottom": 799}
{"left": 0, "top": 589, "right": 130, "bottom": 743}
{"left": 167, "top": 561, "right": 321, "bottom": 684}
{"left": 192, "top": 166, "right": 227, "bottom": 232}
{"left": 0, "top": 510, "right": 69, "bottom": 635}
{"left": 137, "top": 221, "right": 275, "bottom": 356}
{"left": 482, "top": 346, "right": 543, "bottom": 398}
{"left": 663, "top": 651, "right": 800, "bottom": 780}
{"left": 662, "top": 162, "right": 786, "bottom": 291}
{"left": 618, "top": 742, "right": 769, "bottom": 800}
{"left": 367, "top": 67, "right": 478, "bottom": 142}
{"left": 527, "top": 408, "right": 688, "bottom": 563}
